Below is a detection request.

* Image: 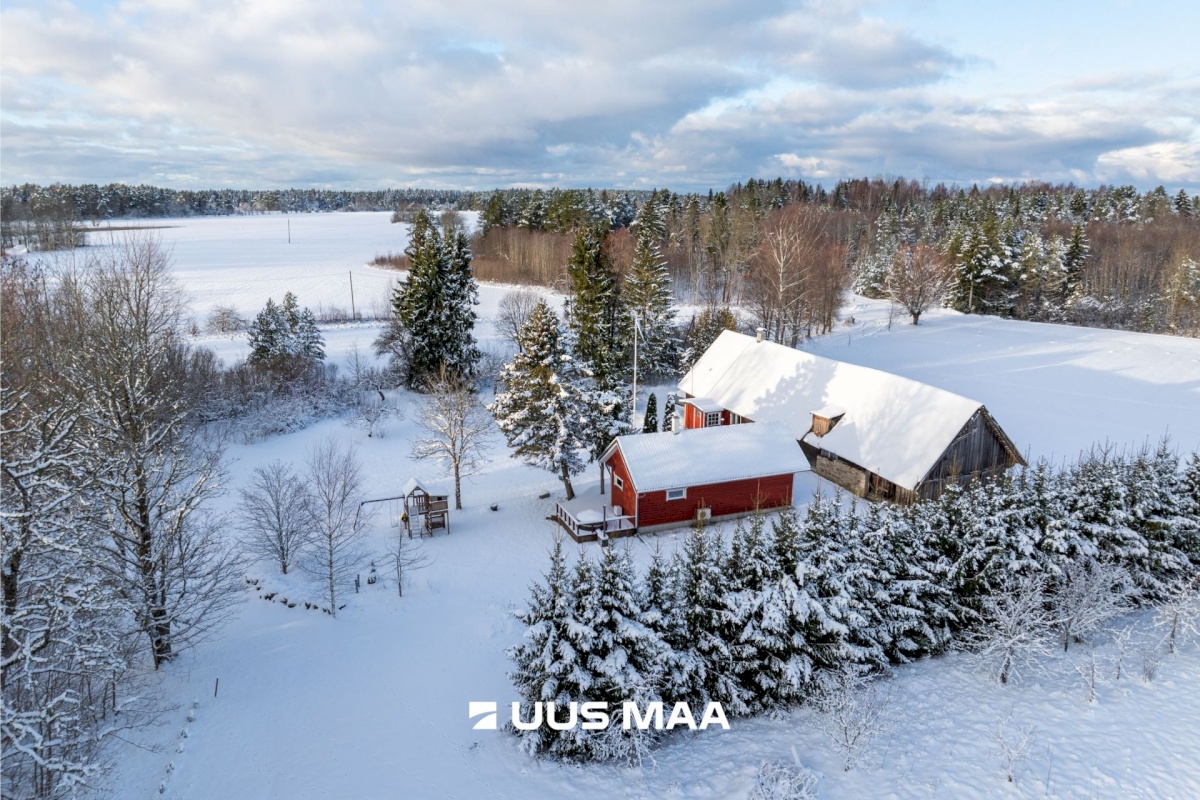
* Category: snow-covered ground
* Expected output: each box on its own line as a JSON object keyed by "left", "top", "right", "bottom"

{"left": 45, "top": 214, "right": 1200, "bottom": 798}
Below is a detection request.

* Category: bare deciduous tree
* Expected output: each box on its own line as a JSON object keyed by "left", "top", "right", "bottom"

{"left": 966, "top": 574, "right": 1054, "bottom": 685}
{"left": 63, "top": 238, "right": 242, "bottom": 668}
{"left": 496, "top": 289, "right": 542, "bottom": 352}
{"left": 745, "top": 206, "right": 848, "bottom": 346}
{"left": 304, "top": 437, "right": 371, "bottom": 617}
{"left": 1050, "top": 557, "right": 1132, "bottom": 651}
{"left": 993, "top": 708, "right": 1036, "bottom": 783}
{"left": 384, "top": 529, "right": 434, "bottom": 597}
{"left": 238, "top": 460, "right": 314, "bottom": 575}
{"left": 886, "top": 243, "right": 951, "bottom": 325}
{"left": 813, "top": 665, "right": 893, "bottom": 772}
{"left": 411, "top": 367, "right": 493, "bottom": 510}
{"left": 347, "top": 392, "right": 402, "bottom": 438}
{"left": 1155, "top": 575, "right": 1200, "bottom": 654}
{"left": 205, "top": 304, "right": 248, "bottom": 335}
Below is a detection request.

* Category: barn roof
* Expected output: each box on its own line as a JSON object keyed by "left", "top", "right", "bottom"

{"left": 679, "top": 331, "right": 987, "bottom": 491}
{"left": 603, "top": 421, "right": 810, "bottom": 494}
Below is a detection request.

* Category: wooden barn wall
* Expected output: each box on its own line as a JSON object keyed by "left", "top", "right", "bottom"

{"left": 915, "top": 409, "right": 1018, "bottom": 500}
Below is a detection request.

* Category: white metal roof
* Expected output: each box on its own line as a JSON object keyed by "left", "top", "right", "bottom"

{"left": 678, "top": 331, "right": 985, "bottom": 491}
{"left": 681, "top": 396, "right": 725, "bottom": 413}
{"left": 604, "top": 421, "right": 810, "bottom": 494}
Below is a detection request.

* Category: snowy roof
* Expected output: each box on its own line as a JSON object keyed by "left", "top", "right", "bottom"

{"left": 604, "top": 421, "right": 810, "bottom": 493}
{"left": 681, "top": 396, "right": 724, "bottom": 413}
{"left": 678, "top": 331, "right": 986, "bottom": 491}
{"left": 812, "top": 404, "right": 846, "bottom": 419}
{"left": 401, "top": 477, "right": 430, "bottom": 496}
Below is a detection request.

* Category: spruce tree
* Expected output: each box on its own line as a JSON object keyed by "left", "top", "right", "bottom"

{"left": 488, "top": 301, "right": 619, "bottom": 499}
{"left": 642, "top": 392, "right": 658, "bottom": 433}
{"left": 661, "top": 393, "right": 676, "bottom": 432}
{"left": 564, "top": 225, "right": 629, "bottom": 388}
{"left": 507, "top": 539, "right": 587, "bottom": 757}
{"left": 295, "top": 308, "right": 325, "bottom": 361}
{"left": 380, "top": 210, "right": 480, "bottom": 388}
{"left": 679, "top": 307, "right": 737, "bottom": 373}
{"left": 667, "top": 527, "right": 745, "bottom": 714}
{"left": 583, "top": 546, "right": 667, "bottom": 763}
{"left": 1061, "top": 223, "right": 1090, "bottom": 301}
{"left": 247, "top": 298, "right": 289, "bottom": 365}
{"left": 625, "top": 203, "right": 679, "bottom": 378}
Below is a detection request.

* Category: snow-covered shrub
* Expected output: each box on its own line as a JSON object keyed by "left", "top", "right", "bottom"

{"left": 753, "top": 757, "right": 819, "bottom": 800}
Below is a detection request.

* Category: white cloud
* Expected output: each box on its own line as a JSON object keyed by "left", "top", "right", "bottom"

{"left": 0, "top": 0, "right": 1196, "bottom": 190}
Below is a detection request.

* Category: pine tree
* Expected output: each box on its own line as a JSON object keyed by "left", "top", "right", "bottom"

{"left": 488, "top": 301, "right": 619, "bottom": 499}
{"left": 625, "top": 203, "right": 679, "bottom": 378}
{"left": 380, "top": 210, "right": 480, "bottom": 388}
{"left": 642, "top": 392, "right": 658, "bottom": 433}
{"left": 281, "top": 290, "right": 302, "bottom": 336}
{"left": 248, "top": 294, "right": 324, "bottom": 366}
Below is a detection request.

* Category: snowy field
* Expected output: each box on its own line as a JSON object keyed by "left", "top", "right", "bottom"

{"left": 38, "top": 215, "right": 1200, "bottom": 798}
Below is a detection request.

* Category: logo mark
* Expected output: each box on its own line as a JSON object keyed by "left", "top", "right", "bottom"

{"left": 469, "top": 701, "right": 498, "bottom": 730}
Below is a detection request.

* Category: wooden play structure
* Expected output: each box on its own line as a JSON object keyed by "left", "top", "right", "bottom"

{"left": 358, "top": 477, "right": 451, "bottom": 538}
{"left": 400, "top": 477, "right": 450, "bottom": 537}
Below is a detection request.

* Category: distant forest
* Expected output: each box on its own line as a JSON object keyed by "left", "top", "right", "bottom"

{"left": 3, "top": 178, "right": 1197, "bottom": 336}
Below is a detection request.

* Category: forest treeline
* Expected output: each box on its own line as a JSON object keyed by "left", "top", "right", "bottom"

{"left": 5, "top": 178, "right": 1198, "bottom": 336}
{"left": 471, "top": 179, "right": 1199, "bottom": 337}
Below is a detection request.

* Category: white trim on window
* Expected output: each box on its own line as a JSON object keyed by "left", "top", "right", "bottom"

{"left": 614, "top": 474, "right": 624, "bottom": 491}
{"left": 704, "top": 411, "right": 721, "bottom": 428}
{"left": 729, "top": 412, "right": 744, "bottom": 424}
{"left": 666, "top": 487, "right": 687, "bottom": 501}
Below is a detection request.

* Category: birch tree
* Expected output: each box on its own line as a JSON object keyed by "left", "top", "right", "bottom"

{"left": 239, "top": 460, "right": 314, "bottom": 575}
{"left": 304, "top": 437, "right": 371, "bottom": 616}
{"left": 410, "top": 367, "right": 493, "bottom": 510}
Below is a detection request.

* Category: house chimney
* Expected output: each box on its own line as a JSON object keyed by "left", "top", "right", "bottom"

{"left": 756, "top": 327, "right": 766, "bottom": 343}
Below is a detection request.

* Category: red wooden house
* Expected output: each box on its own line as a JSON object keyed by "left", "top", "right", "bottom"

{"left": 594, "top": 421, "right": 809, "bottom": 534}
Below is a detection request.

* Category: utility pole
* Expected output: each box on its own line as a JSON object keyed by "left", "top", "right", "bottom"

{"left": 287, "top": 218, "right": 291, "bottom": 244}
{"left": 349, "top": 271, "right": 357, "bottom": 320}
{"left": 630, "top": 311, "right": 640, "bottom": 428}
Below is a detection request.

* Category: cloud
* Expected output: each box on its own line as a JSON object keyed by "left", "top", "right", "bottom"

{"left": 0, "top": 0, "right": 1197, "bottom": 191}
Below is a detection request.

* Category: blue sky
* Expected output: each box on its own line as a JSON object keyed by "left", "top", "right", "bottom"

{"left": 1, "top": 0, "right": 1196, "bottom": 191}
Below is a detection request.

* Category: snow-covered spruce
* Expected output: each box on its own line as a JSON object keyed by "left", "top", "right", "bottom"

{"left": 507, "top": 442, "right": 1200, "bottom": 762}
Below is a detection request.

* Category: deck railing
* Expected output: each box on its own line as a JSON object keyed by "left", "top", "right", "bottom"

{"left": 554, "top": 502, "right": 635, "bottom": 537}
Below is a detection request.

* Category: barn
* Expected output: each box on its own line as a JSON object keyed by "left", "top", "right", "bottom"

{"left": 679, "top": 330, "right": 1025, "bottom": 503}
{"left": 552, "top": 421, "right": 810, "bottom": 540}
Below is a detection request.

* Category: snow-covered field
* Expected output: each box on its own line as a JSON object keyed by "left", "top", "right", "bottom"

{"left": 45, "top": 214, "right": 1200, "bottom": 798}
